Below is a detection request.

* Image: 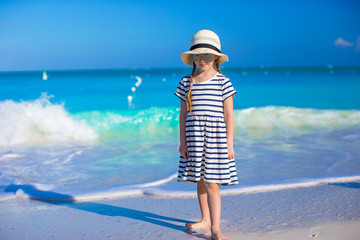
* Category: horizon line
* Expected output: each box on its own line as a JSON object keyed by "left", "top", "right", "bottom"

{"left": 1, "top": 65, "right": 360, "bottom": 73}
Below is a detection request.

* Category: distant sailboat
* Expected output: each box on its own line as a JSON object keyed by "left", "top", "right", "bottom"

{"left": 42, "top": 71, "right": 48, "bottom": 80}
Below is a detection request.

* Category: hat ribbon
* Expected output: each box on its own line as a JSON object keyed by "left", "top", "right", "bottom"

{"left": 190, "top": 43, "right": 221, "bottom": 53}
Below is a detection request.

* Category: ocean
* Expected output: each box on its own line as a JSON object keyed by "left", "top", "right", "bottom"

{"left": 0, "top": 66, "right": 360, "bottom": 201}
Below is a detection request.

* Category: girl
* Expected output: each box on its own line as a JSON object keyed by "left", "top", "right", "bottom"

{"left": 175, "top": 30, "right": 238, "bottom": 240}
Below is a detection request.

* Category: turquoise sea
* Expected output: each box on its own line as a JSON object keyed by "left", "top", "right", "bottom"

{"left": 0, "top": 66, "right": 360, "bottom": 201}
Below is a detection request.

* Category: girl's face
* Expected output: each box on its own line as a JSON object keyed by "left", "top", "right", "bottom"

{"left": 191, "top": 54, "right": 219, "bottom": 71}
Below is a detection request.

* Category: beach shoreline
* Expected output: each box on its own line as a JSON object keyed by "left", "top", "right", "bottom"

{"left": 1, "top": 181, "right": 359, "bottom": 239}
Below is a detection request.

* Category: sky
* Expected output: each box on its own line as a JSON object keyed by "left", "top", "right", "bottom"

{"left": 0, "top": 0, "right": 360, "bottom": 71}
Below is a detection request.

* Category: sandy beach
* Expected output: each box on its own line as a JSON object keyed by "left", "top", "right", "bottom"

{"left": 1, "top": 181, "right": 359, "bottom": 240}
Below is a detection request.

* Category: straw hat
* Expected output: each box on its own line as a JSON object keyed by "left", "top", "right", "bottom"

{"left": 181, "top": 30, "right": 229, "bottom": 66}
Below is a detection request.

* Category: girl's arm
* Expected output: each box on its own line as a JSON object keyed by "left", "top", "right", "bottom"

{"left": 223, "top": 96, "right": 235, "bottom": 159}
{"left": 179, "top": 100, "right": 189, "bottom": 159}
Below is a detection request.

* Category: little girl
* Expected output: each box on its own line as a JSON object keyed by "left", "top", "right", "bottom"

{"left": 175, "top": 30, "right": 238, "bottom": 240}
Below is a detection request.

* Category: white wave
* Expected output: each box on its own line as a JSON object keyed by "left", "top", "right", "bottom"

{"left": 136, "top": 173, "right": 178, "bottom": 188}
{"left": 0, "top": 192, "right": 16, "bottom": 201}
{"left": 0, "top": 93, "right": 97, "bottom": 147}
{"left": 5, "top": 174, "right": 360, "bottom": 202}
{"left": 70, "top": 173, "right": 178, "bottom": 201}
{"left": 4, "top": 173, "right": 178, "bottom": 202}
{"left": 144, "top": 175, "right": 360, "bottom": 198}
{"left": 0, "top": 152, "right": 24, "bottom": 160}
{"left": 72, "top": 173, "right": 178, "bottom": 201}
{"left": 73, "top": 106, "right": 360, "bottom": 141}
{"left": 220, "top": 175, "right": 360, "bottom": 196}
{"left": 235, "top": 106, "right": 360, "bottom": 138}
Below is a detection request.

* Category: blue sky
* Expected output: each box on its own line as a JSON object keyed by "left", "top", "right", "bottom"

{"left": 0, "top": 0, "right": 359, "bottom": 71}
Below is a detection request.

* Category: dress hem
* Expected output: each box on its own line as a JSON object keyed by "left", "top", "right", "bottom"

{"left": 177, "top": 178, "right": 239, "bottom": 186}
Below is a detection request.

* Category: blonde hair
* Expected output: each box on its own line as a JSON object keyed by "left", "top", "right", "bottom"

{"left": 186, "top": 58, "right": 222, "bottom": 114}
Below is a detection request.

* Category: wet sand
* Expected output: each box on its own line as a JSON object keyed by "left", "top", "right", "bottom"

{"left": 1, "top": 182, "right": 359, "bottom": 239}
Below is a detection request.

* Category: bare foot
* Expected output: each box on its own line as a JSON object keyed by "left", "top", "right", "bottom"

{"left": 185, "top": 220, "right": 211, "bottom": 230}
{"left": 211, "top": 231, "right": 230, "bottom": 240}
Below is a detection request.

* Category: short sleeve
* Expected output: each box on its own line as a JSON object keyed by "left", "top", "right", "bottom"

{"left": 174, "top": 78, "right": 188, "bottom": 102}
{"left": 222, "top": 77, "right": 236, "bottom": 101}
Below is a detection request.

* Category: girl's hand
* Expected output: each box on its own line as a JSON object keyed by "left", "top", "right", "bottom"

{"left": 228, "top": 145, "right": 235, "bottom": 160}
{"left": 179, "top": 144, "right": 189, "bottom": 160}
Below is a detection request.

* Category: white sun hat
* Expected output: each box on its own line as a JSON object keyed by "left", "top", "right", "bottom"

{"left": 180, "top": 30, "right": 229, "bottom": 66}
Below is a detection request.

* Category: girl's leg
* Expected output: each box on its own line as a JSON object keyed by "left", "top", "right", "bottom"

{"left": 186, "top": 179, "right": 211, "bottom": 229}
{"left": 205, "top": 182, "right": 229, "bottom": 240}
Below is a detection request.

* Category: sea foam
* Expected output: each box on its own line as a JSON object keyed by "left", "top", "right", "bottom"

{"left": 4, "top": 174, "right": 360, "bottom": 202}
{"left": 235, "top": 106, "right": 360, "bottom": 138}
{"left": 2, "top": 95, "right": 359, "bottom": 147}
{"left": 0, "top": 93, "right": 97, "bottom": 147}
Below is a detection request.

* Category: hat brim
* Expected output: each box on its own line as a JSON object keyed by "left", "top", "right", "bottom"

{"left": 180, "top": 48, "right": 229, "bottom": 66}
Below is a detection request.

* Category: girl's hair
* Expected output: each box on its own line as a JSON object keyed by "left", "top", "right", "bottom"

{"left": 186, "top": 58, "right": 222, "bottom": 114}
{"left": 186, "top": 63, "right": 196, "bottom": 114}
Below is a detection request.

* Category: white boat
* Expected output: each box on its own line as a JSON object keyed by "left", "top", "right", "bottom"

{"left": 42, "top": 71, "right": 48, "bottom": 80}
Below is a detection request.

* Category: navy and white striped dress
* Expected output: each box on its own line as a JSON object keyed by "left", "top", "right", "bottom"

{"left": 175, "top": 73, "right": 238, "bottom": 185}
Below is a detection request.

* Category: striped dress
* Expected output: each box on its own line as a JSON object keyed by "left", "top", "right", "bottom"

{"left": 175, "top": 73, "right": 238, "bottom": 185}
